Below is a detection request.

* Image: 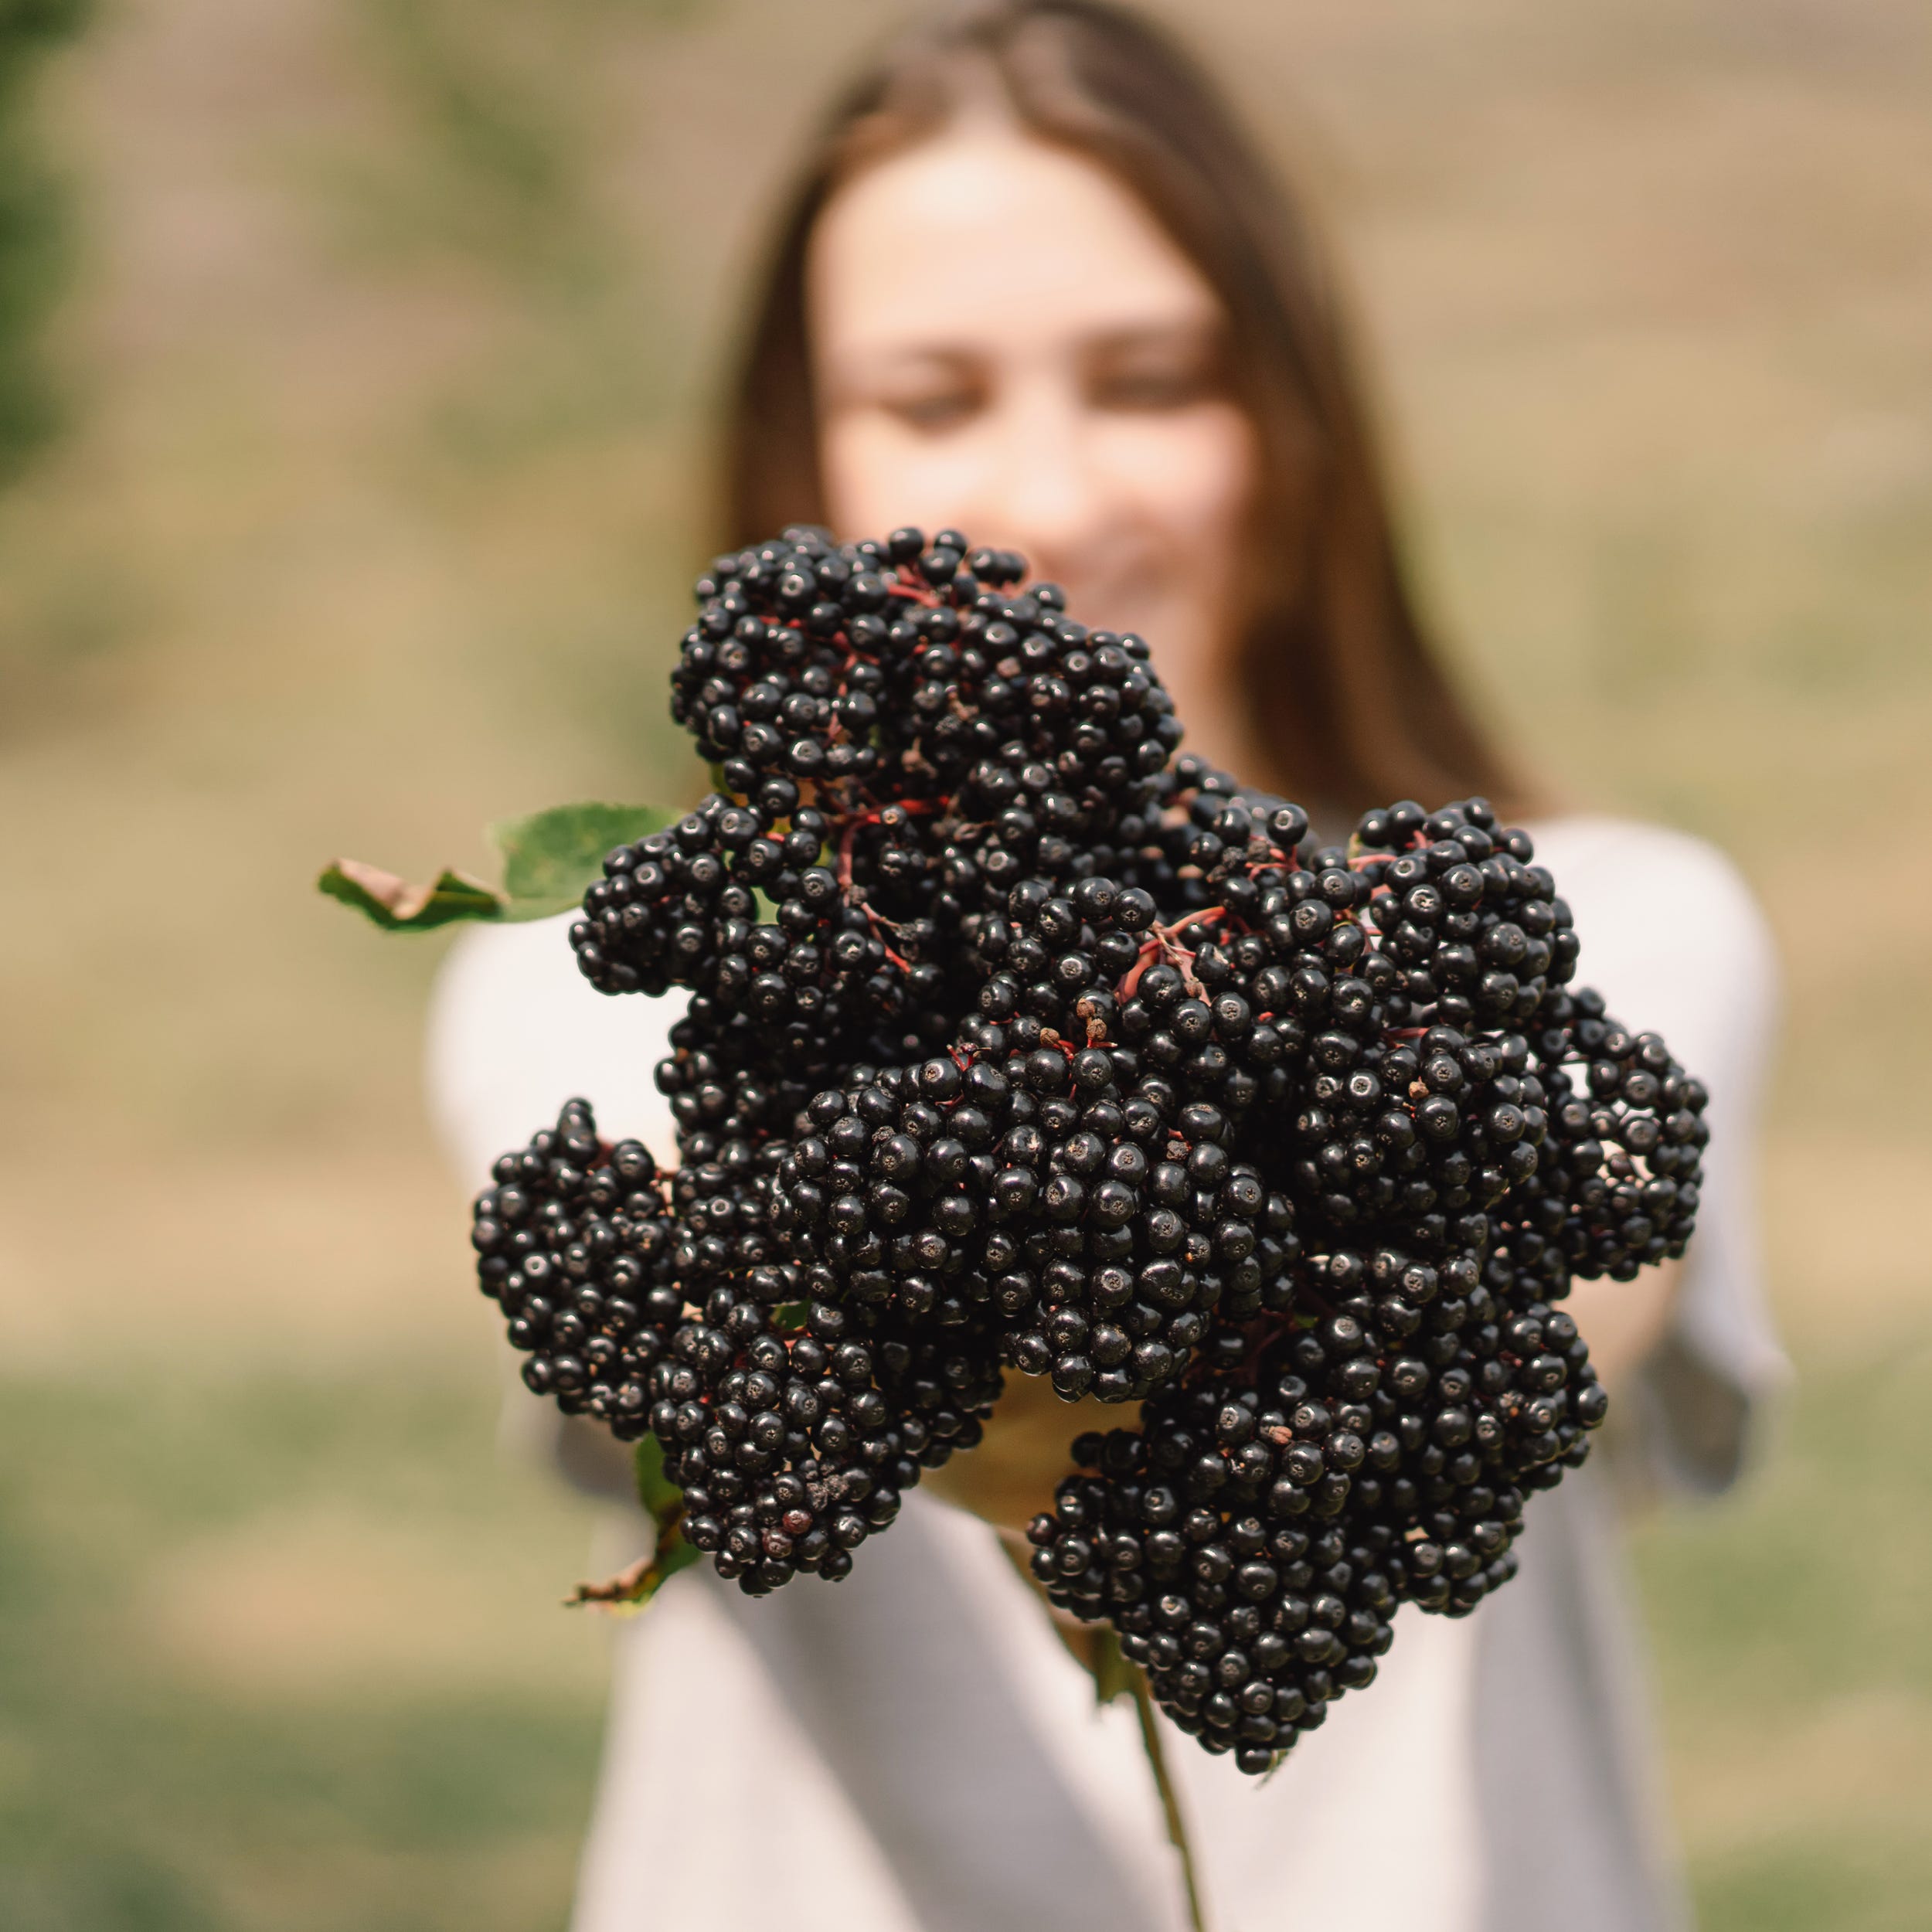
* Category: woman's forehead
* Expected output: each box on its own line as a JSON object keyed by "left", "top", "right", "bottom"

{"left": 810, "top": 129, "right": 1220, "bottom": 363}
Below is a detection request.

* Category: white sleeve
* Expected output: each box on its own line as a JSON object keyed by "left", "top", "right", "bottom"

{"left": 1534, "top": 818, "right": 1788, "bottom": 1494}
{"left": 423, "top": 913, "right": 685, "bottom": 1187}
{"left": 423, "top": 915, "right": 688, "bottom": 1499}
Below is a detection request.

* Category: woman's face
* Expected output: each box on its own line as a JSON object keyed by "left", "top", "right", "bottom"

{"left": 808, "top": 128, "right": 1260, "bottom": 746}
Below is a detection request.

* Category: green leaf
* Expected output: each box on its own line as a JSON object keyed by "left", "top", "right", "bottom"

{"left": 317, "top": 859, "right": 504, "bottom": 930}
{"left": 564, "top": 1519, "right": 701, "bottom": 1614}
{"left": 769, "top": 1300, "right": 810, "bottom": 1332}
{"left": 489, "top": 801, "right": 672, "bottom": 914}
{"left": 655, "top": 1535, "right": 703, "bottom": 1588}
{"left": 632, "top": 1431, "right": 682, "bottom": 1524}
{"left": 566, "top": 1446, "right": 700, "bottom": 1615}
{"left": 319, "top": 800, "right": 672, "bottom": 934}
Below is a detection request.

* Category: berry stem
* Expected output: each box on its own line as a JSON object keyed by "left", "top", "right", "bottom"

{"left": 886, "top": 568, "right": 938, "bottom": 607}
{"left": 1117, "top": 906, "right": 1228, "bottom": 1001}
{"left": 1106, "top": 1629, "right": 1211, "bottom": 1932}
{"left": 835, "top": 811, "right": 918, "bottom": 971}
{"left": 564, "top": 1503, "right": 693, "bottom": 1612}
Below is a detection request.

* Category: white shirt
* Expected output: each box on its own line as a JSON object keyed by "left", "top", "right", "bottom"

{"left": 426, "top": 815, "right": 1781, "bottom": 1932}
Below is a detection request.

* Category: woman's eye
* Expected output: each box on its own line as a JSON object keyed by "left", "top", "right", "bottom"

{"left": 879, "top": 386, "right": 982, "bottom": 433}
{"left": 1088, "top": 346, "right": 1223, "bottom": 413}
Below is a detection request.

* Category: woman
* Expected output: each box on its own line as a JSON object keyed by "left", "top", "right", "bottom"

{"left": 428, "top": 5, "right": 1782, "bottom": 1928}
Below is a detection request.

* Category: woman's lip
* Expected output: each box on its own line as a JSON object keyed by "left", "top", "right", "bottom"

{"left": 1034, "top": 572, "right": 1169, "bottom": 625}
{"left": 1060, "top": 597, "right": 1177, "bottom": 639}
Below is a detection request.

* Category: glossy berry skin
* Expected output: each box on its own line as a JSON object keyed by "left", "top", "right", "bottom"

{"left": 468, "top": 526, "right": 1708, "bottom": 1769}
{"left": 478, "top": 1097, "right": 1004, "bottom": 1597}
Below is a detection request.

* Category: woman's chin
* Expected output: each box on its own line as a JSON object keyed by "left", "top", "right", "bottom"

{"left": 1053, "top": 586, "right": 1192, "bottom": 653}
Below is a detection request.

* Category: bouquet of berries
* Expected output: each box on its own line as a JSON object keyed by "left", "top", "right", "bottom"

{"left": 327, "top": 524, "right": 1707, "bottom": 1785}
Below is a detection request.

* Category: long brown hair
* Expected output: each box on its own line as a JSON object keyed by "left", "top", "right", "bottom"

{"left": 720, "top": 0, "right": 1532, "bottom": 821}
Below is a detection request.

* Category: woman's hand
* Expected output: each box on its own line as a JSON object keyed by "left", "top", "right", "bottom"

{"left": 1568, "top": 1258, "right": 1682, "bottom": 1392}
{"left": 931, "top": 1259, "right": 1685, "bottom": 1544}
{"left": 924, "top": 1374, "right": 1134, "bottom": 1539}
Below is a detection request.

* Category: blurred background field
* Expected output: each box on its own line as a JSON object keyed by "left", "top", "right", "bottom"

{"left": 2, "top": 1, "right": 1929, "bottom": 1926}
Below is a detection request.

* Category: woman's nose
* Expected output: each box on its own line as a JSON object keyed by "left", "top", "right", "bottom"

{"left": 976, "top": 375, "right": 1108, "bottom": 578}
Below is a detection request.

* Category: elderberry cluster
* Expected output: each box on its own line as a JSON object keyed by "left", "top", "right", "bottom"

{"left": 468, "top": 525, "right": 1709, "bottom": 1767}
{"left": 1022, "top": 793, "right": 1706, "bottom": 1763}
{"left": 472, "top": 1097, "right": 1005, "bottom": 1592}
{"left": 765, "top": 1029, "right": 1287, "bottom": 1406}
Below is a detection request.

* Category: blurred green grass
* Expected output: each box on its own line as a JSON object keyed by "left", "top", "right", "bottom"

{"left": 1634, "top": 1327, "right": 1932, "bottom": 1932}
{"left": 2, "top": 1345, "right": 1926, "bottom": 1931}
{"left": 2, "top": 0, "right": 1929, "bottom": 1925}
{"left": 0, "top": 1370, "right": 606, "bottom": 1932}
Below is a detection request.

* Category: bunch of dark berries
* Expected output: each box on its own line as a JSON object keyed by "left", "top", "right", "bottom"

{"left": 469, "top": 525, "right": 1709, "bottom": 1768}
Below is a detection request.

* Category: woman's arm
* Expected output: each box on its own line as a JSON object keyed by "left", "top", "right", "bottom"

{"left": 426, "top": 916, "right": 685, "bottom": 1501}
{"left": 1532, "top": 817, "right": 1785, "bottom": 1492}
